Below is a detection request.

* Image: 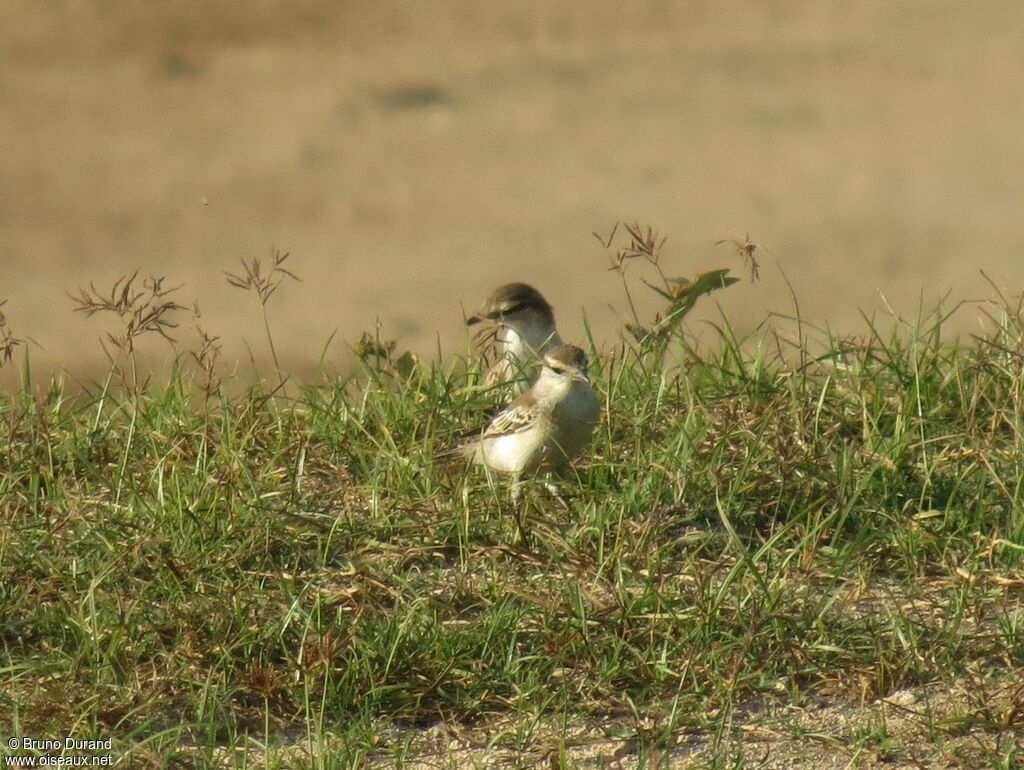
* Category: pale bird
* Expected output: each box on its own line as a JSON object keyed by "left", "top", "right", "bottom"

{"left": 462, "top": 344, "right": 600, "bottom": 502}
{"left": 466, "top": 282, "right": 563, "bottom": 392}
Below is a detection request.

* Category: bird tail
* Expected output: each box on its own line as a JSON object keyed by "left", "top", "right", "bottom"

{"left": 433, "top": 435, "right": 479, "bottom": 468}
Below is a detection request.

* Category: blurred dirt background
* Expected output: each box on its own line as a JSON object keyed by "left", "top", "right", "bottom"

{"left": 4, "top": 0, "right": 1024, "bottom": 387}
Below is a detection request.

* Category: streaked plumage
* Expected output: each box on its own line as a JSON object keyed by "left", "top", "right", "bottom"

{"left": 462, "top": 344, "right": 600, "bottom": 499}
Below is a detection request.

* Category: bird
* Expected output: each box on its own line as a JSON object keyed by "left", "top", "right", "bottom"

{"left": 462, "top": 344, "right": 600, "bottom": 503}
{"left": 466, "top": 282, "right": 564, "bottom": 392}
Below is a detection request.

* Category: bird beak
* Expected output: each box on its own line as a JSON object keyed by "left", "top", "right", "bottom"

{"left": 574, "top": 370, "right": 590, "bottom": 384}
{"left": 467, "top": 308, "right": 503, "bottom": 326}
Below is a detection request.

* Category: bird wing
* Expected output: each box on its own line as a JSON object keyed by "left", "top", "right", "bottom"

{"left": 481, "top": 393, "right": 540, "bottom": 440}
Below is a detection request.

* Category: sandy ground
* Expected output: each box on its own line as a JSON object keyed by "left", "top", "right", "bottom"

{"left": 4, "top": 0, "right": 1024, "bottom": 389}
{"left": 181, "top": 672, "right": 1023, "bottom": 769}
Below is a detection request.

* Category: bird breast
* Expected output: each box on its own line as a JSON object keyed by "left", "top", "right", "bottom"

{"left": 502, "top": 318, "right": 561, "bottom": 358}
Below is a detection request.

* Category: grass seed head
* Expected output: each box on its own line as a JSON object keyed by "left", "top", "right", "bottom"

{"left": 0, "top": 299, "right": 22, "bottom": 367}
{"left": 69, "top": 271, "right": 184, "bottom": 355}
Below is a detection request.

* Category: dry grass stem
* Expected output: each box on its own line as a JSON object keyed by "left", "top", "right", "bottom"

{"left": 69, "top": 271, "right": 184, "bottom": 355}
{"left": 225, "top": 248, "right": 300, "bottom": 374}
{"left": 716, "top": 233, "right": 761, "bottom": 282}
{"left": 0, "top": 299, "right": 22, "bottom": 367}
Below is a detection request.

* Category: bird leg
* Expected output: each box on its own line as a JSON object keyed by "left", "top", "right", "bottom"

{"left": 543, "top": 478, "right": 570, "bottom": 509}
{"left": 510, "top": 478, "right": 524, "bottom": 504}
{"left": 510, "top": 477, "right": 530, "bottom": 543}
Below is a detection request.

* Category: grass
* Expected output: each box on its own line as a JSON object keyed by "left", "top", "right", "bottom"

{"left": 1, "top": 243, "right": 1024, "bottom": 768}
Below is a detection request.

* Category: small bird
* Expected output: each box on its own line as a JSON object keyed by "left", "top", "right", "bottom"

{"left": 466, "top": 282, "right": 564, "bottom": 392}
{"left": 462, "top": 344, "right": 600, "bottom": 502}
